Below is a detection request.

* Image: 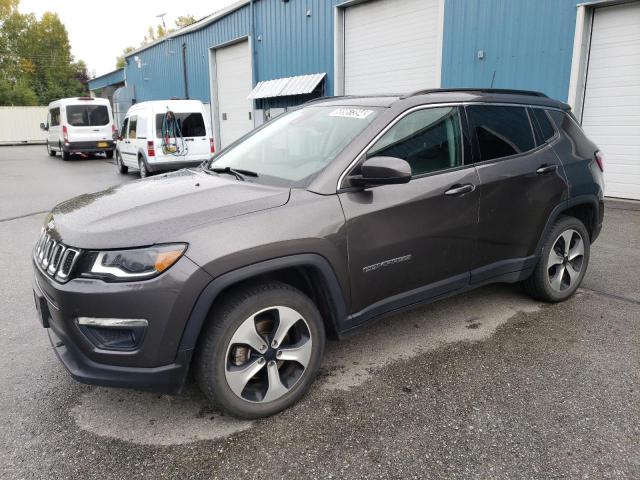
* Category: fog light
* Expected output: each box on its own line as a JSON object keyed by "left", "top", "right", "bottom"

{"left": 76, "top": 317, "right": 147, "bottom": 350}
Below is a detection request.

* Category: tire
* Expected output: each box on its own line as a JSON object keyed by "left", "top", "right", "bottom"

{"left": 105, "top": 149, "right": 114, "bottom": 159}
{"left": 138, "top": 157, "right": 149, "bottom": 178}
{"left": 46, "top": 143, "right": 56, "bottom": 157}
{"left": 115, "top": 150, "right": 128, "bottom": 174}
{"left": 523, "top": 215, "right": 590, "bottom": 302}
{"left": 61, "top": 147, "right": 70, "bottom": 161}
{"left": 194, "top": 281, "right": 326, "bottom": 419}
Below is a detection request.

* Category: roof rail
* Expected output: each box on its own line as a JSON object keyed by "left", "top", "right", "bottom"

{"left": 401, "top": 88, "right": 548, "bottom": 99}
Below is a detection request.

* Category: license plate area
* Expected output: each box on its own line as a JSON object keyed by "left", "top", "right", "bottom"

{"left": 97, "top": 142, "right": 108, "bottom": 148}
{"left": 33, "top": 290, "right": 50, "bottom": 328}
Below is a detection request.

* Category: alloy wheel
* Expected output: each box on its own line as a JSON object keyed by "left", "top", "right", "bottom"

{"left": 547, "top": 229, "right": 585, "bottom": 292}
{"left": 224, "top": 306, "right": 313, "bottom": 403}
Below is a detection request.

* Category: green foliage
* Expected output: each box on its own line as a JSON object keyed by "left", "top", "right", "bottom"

{"left": 116, "top": 46, "right": 135, "bottom": 69}
{"left": 175, "top": 15, "right": 196, "bottom": 29}
{"left": 0, "top": 3, "right": 88, "bottom": 105}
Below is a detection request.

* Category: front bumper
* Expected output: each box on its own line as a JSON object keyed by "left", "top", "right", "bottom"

{"left": 32, "top": 255, "right": 212, "bottom": 394}
{"left": 64, "top": 141, "right": 115, "bottom": 153}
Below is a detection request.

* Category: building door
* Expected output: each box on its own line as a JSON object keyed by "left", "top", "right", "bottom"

{"left": 342, "top": 0, "right": 442, "bottom": 95}
{"left": 581, "top": 2, "right": 640, "bottom": 200}
{"left": 215, "top": 40, "right": 253, "bottom": 149}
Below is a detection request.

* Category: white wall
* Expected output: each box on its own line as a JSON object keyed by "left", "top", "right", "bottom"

{"left": 0, "top": 106, "right": 48, "bottom": 145}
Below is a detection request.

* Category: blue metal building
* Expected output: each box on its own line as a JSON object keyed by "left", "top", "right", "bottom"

{"left": 87, "top": 0, "right": 640, "bottom": 199}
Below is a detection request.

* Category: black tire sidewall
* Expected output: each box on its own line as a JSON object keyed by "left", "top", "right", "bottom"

{"left": 138, "top": 157, "right": 147, "bottom": 177}
{"left": 116, "top": 151, "right": 127, "bottom": 174}
{"left": 197, "top": 283, "right": 325, "bottom": 419}
{"left": 536, "top": 216, "right": 590, "bottom": 302}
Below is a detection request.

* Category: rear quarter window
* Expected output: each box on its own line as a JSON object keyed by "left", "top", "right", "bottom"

{"left": 531, "top": 108, "right": 556, "bottom": 143}
{"left": 466, "top": 105, "right": 536, "bottom": 162}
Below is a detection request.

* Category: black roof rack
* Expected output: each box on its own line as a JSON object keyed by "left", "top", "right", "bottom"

{"left": 401, "top": 88, "right": 548, "bottom": 99}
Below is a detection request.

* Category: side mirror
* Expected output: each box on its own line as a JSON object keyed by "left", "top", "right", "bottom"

{"left": 349, "top": 156, "right": 412, "bottom": 187}
{"left": 40, "top": 123, "right": 48, "bottom": 131}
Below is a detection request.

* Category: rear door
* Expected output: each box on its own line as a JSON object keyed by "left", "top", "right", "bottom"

{"left": 48, "top": 106, "right": 61, "bottom": 148}
{"left": 65, "top": 101, "right": 112, "bottom": 143}
{"left": 466, "top": 104, "right": 568, "bottom": 281}
{"left": 339, "top": 106, "right": 479, "bottom": 322}
{"left": 155, "top": 110, "right": 209, "bottom": 162}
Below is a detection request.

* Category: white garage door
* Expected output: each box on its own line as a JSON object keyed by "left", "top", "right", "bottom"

{"left": 581, "top": 2, "right": 640, "bottom": 200}
{"left": 343, "top": 0, "right": 442, "bottom": 95}
{"left": 215, "top": 40, "right": 253, "bottom": 149}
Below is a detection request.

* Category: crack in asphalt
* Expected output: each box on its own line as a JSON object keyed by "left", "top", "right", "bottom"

{"left": 580, "top": 287, "right": 640, "bottom": 306}
{"left": 0, "top": 210, "right": 48, "bottom": 223}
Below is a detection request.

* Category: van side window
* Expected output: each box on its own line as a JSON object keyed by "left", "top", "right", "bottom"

{"left": 121, "top": 117, "right": 129, "bottom": 138}
{"left": 466, "top": 105, "right": 535, "bottom": 161}
{"left": 50, "top": 108, "right": 60, "bottom": 127}
{"left": 531, "top": 108, "right": 556, "bottom": 143}
{"left": 128, "top": 116, "right": 138, "bottom": 140}
{"left": 367, "top": 107, "right": 462, "bottom": 176}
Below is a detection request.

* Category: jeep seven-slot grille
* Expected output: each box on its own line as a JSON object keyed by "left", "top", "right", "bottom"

{"left": 34, "top": 229, "right": 80, "bottom": 282}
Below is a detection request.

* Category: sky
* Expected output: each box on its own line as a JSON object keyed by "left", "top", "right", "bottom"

{"left": 18, "top": 0, "right": 240, "bottom": 77}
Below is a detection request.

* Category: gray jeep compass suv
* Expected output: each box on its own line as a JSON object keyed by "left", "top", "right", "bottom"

{"left": 32, "top": 89, "right": 604, "bottom": 418}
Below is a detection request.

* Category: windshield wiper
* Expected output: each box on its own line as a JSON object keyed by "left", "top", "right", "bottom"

{"left": 209, "top": 166, "right": 259, "bottom": 181}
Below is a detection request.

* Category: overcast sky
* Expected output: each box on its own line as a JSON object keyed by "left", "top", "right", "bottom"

{"left": 19, "top": 0, "right": 240, "bottom": 77}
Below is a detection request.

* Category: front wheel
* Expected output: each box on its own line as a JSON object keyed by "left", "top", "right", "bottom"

{"left": 116, "top": 150, "right": 128, "bottom": 174}
{"left": 195, "top": 281, "right": 326, "bottom": 419}
{"left": 523, "top": 215, "right": 590, "bottom": 302}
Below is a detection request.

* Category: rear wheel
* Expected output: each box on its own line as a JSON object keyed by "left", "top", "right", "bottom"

{"left": 61, "top": 145, "right": 70, "bottom": 161}
{"left": 523, "top": 216, "right": 590, "bottom": 302}
{"left": 195, "top": 281, "right": 325, "bottom": 418}
{"left": 46, "top": 143, "right": 56, "bottom": 157}
{"left": 105, "top": 149, "right": 114, "bottom": 159}
{"left": 138, "top": 157, "right": 148, "bottom": 178}
{"left": 116, "top": 150, "right": 128, "bottom": 174}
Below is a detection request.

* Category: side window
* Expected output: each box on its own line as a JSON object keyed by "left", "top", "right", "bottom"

{"left": 120, "top": 117, "right": 129, "bottom": 138}
{"left": 49, "top": 108, "right": 60, "bottom": 126}
{"left": 128, "top": 115, "right": 137, "bottom": 140}
{"left": 531, "top": 108, "right": 556, "bottom": 143}
{"left": 467, "top": 105, "right": 535, "bottom": 161}
{"left": 137, "top": 115, "right": 147, "bottom": 138}
{"left": 367, "top": 107, "right": 462, "bottom": 176}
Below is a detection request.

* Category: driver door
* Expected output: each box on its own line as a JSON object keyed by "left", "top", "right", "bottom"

{"left": 338, "top": 106, "right": 480, "bottom": 324}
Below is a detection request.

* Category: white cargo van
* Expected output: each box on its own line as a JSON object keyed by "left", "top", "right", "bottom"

{"left": 115, "top": 100, "right": 214, "bottom": 177}
{"left": 41, "top": 97, "right": 116, "bottom": 160}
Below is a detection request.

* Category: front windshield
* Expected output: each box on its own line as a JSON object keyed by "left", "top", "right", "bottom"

{"left": 209, "top": 106, "right": 380, "bottom": 187}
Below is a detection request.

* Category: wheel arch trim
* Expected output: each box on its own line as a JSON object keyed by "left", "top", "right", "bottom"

{"left": 177, "top": 254, "right": 348, "bottom": 354}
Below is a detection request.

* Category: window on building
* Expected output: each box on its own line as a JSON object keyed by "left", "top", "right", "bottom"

{"left": 467, "top": 105, "right": 535, "bottom": 161}
{"left": 49, "top": 107, "right": 60, "bottom": 126}
{"left": 531, "top": 108, "right": 556, "bottom": 143}
{"left": 367, "top": 107, "right": 462, "bottom": 176}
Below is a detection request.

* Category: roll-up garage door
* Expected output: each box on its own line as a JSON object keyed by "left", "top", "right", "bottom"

{"left": 581, "top": 2, "right": 640, "bottom": 200}
{"left": 215, "top": 40, "right": 253, "bottom": 149}
{"left": 343, "top": 0, "right": 441, "bottom": 95}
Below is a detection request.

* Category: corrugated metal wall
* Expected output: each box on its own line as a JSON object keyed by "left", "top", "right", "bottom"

{"left": 441, "top": 0, "right": 579, "bottom": 101}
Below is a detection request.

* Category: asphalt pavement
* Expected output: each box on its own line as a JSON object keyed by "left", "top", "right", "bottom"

{"left": 0, "top": 145, "right": 638, "bottom": 479}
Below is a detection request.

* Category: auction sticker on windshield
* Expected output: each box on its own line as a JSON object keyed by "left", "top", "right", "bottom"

{"left": 329, "top": 108, "right": 374, "bottom": 120}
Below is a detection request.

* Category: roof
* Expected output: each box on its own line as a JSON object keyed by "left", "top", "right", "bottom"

{"left": 124, "top": 0, "right": 249, "bottom": 59}
{"left": 307, "top": 89, "right": 570, "bottom": 110}
{"left": 88, "top": 68, "right": 125, "bottom": 90}
{"left": 247, "top": 73, "right": 326, "bottom": 100}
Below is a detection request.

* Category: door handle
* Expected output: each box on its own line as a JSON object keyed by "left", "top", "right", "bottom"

{"left": 536, "top": 164, "right": 558, "bottom": 175}
{"left": 444, "top": 183, "right": 475, "bottom": 196}
{"left": 185, "top": 138, "right": 194, "bottom": 142}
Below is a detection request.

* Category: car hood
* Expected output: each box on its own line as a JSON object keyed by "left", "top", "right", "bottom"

{"left": 49, "top": 169, "right": 291, "bottom": 249}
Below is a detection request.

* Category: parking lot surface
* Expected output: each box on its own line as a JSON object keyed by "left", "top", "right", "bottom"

{"left": 1, "top": 145, "right": 638, "bottom": 479}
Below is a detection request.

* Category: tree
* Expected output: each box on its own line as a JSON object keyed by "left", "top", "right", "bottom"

{"left": 116, "top": 46, "right": 135, "bottom": 69}
{"left": 175, "top": 15, "right": 196, "bottom": 29}
{"left": 0, "top": 0, "right": 18, "bottom": 18}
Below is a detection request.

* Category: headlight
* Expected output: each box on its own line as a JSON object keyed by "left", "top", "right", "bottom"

{"left": 79, "top": 244, "right": 186, "bottom": 281}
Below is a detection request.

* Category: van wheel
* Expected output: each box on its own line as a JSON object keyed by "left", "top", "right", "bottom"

{"left": 116, "top": 151, "right": 128, "bottom": 174}
{"left": 46, "top": 143, "right": 56, "bottom": 157}
{"left": 105, "top": 150, "right": 114, "bottom": 159}
{"left": 194, "top": 281, "right": 326, "bottom": 419}
{"left": 523, "top": 215, "right": 590, "bottom": 302}
{"left": 61, "top": 147, "right": 70, "bottom": 161}
{"left": 138, "top": 157, "right": 149, "bottom": 178}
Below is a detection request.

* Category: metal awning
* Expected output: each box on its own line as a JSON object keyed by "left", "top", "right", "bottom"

{"left": 247, "top": 73, "right": 326, "bottom": 100}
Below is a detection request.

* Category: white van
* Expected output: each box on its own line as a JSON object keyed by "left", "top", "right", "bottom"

{"left": 41, "top": 97, "right": 115, "bottom": 160}
{"left": 115, "top": 100, "right": 214, "bottom": 178}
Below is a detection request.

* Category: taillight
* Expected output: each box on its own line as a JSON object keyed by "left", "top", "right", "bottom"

{"left": 210, "top": 138, "right": 215, "bottom": 154}
{"left": 112, "top": 124, "right": 117, "bottom": 134}
{"left": 63, "top": 125, "right": 68, "bottom": 143}
{"left": 147, "top": 141, "right": 155, "bottom": 157}
{"left": 595, "top": 151, "right": 604, "bottom": 172}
